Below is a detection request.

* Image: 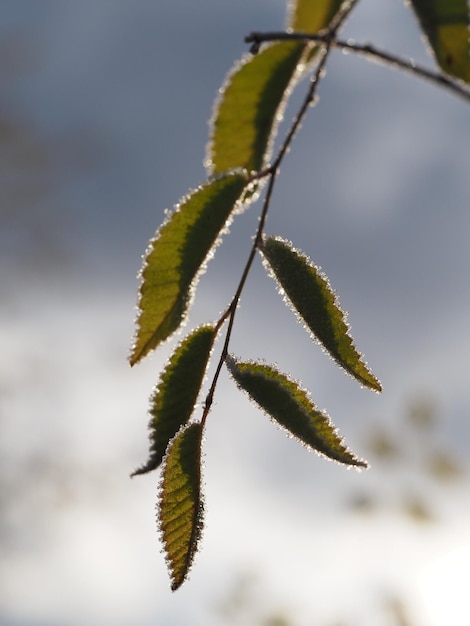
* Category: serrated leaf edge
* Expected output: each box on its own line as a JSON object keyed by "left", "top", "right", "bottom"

{"left": 259, "top": 235, "right": 382, "bottom": 393}
{"left": 205, "top": 42, "right": 311, "bottom": 175}
{"left": 226, "top": 355, "right": 368, "bottom": 469}
{"left": 158, "top": 422, "right": 204, "bottom": 591}
{"left": 129, "top": 172, "right": 249, "bottom": 365}
{"left": 131, "top": 324, "right": 217, "bottom": 477}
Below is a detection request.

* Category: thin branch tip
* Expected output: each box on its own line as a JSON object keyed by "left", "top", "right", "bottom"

{"left": 243, "top": 30, "right": 470, "bottom": 103}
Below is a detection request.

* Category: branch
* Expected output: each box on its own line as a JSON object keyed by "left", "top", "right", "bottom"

{"left": 201, "top": 46, "right": 333, "bottom": 429}
{"left": 245, "top": 31, "right": 470, "bottom": 104}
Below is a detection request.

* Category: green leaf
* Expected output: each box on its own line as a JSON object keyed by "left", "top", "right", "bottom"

{"left": 159, "top": 422, "right": 204, "bottom": 591}
{"left": 287, "top": 0, "right": 357, "bottom": 68}
{"left": 132, "top": 325, "right": 216, "bottom": 476}
{"left": 130, "top": 173, "right": 247, "bottom": 365}
{"left": 408, "top": 0, "right": 470, "bottom": 84}
{"left": 260, "top": 236, "right": 382, "bottom": 392}
{"left": 288, "top": 0, "right": 347, "bottom": 32}
{"left": 207, "top": 41, "right": 307, "bottom": 175}
{"left": 226, "top": 356, "right": 367, "bottom": 468}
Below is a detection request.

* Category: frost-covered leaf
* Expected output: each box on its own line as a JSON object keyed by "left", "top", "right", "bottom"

{"left": 207, "top": 42, "right": 306, "bottom": 175}
{"left": 159, "top": 422, "right": 204, "bottom": 591}
{"left": 132, "top": 325, "right": 216, "bottom": 476}
{"left": 260, "top": 236, "right": 381, "bottom": 392}
{"left": 130, "top": 173, "right": 247, "bottom": 365}
{"left": 408, "top": 0, "right": 470, "bottom": 84}
{"left": 288, "top": 0, "right": 357, "bottom": 67}
{"left": 226, "top": 356, "right": 367, "bottom": 468}
{"left": 288, "top": 0, "right": 347, "bottom": 32}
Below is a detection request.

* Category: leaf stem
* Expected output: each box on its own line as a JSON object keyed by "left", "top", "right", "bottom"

{"left": 245, "top": 31, "right": 470, "bottom": 103}
{"left": 201, "top": 42, "right": 333, "bottom": 430}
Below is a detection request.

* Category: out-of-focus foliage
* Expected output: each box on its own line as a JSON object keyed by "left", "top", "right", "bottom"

{"left": 349, "top": 397, "right": 467, "bottom": 523}
{"left": 216, "top": 571, "right": 418, "bottom": 626}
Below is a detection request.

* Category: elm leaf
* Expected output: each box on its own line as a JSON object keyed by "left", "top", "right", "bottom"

{"left": 131, "top": 325, "right": 216, "bottom": 476}
{"left": 288, "top": 0, "right": 348, "bottom": 32}
{"left": 130, "top": 173, "right": 247, "bottom": 365}
{"left": 260, "top": 236, "right": 381, "bottom": 392}
{"left": 207, "top": 41, "right": 307, "bottom": 175}
{"left": 159, "top": 422, "right": 204, "bottom": 591}
{"left": 408, "top": 0, "right": 470, "bottom": 84}
{"left": 226, "top": 356, "right": 367, "bottom": 468}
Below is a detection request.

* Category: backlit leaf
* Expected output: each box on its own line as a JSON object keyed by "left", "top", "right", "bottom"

{"left": 226, "top": 356, "right": 367, "bottom": 468}
{"left": 207, "top": 41, "right": 307, "bottom": 175}
{"left": 288, "top": 0, "right": 357, "bottom": 67}
{"left": 408, "top": 0, "right": 470, "bottom": 84}
{"left": 132, "top": 325, "right": 216, "bottom": 476}
{"left": 159, "top": 422, "right": 204, "bottom": 591}
{"left": 130, "top": 173, "right": 247, "bottom": 365}
{"left": 260, "top": 236, "right": 382, "bottom": 392}
{"left": 288, "top": 0, "right": 347, "bottom": 32}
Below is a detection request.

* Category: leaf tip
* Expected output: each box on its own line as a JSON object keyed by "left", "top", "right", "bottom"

{"left": 158, "top": 423, "right": 204, "bottom": 591}
{"left": 130, "top": 458, "right": 162, "bottom": 478}
{"left": 128, "top": 348, "right": 140, "bottom": 368}
{"left": 351, "top": 457, "right": 369, "bottom": 471}
{"left": 372, "top": 379, "right": 383, "bottom": 394}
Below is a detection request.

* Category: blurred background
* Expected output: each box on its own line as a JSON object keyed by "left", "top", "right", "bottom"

{"left": 1, "top": 1, "right": 469, "bottom": 624}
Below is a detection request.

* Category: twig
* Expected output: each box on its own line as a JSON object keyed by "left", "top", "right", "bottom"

{"left": 201, "top": 45, "right": 332, "bottom": 429}
{"left": 245, "top": 31, "right": 470, "bottom": 103}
